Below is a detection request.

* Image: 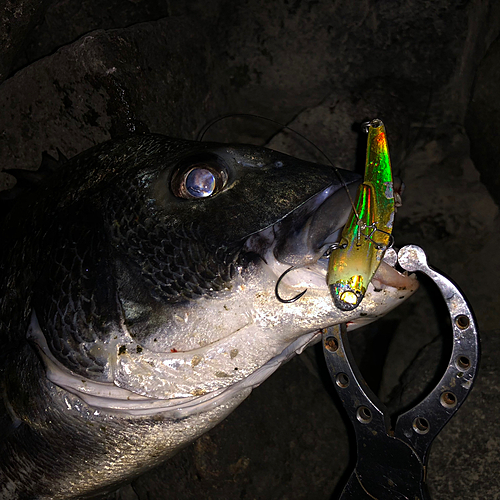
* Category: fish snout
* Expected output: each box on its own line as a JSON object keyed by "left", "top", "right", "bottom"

{"left": 273, "top": 172, "right": 362, "bottom": 267}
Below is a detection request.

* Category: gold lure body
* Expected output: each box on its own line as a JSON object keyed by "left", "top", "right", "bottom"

{"left": 328, "top": 119, "right": 395, "bottom": 310}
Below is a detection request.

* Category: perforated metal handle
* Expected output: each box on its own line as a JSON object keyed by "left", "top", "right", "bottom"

{"left": 323, "top": 245, "right": 480, "bottom": 499}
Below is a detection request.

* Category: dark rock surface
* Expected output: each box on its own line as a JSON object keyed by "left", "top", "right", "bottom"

{"left": 0, "top": 0, "right": 499, "bottom": 499}
{"left": 466, "top": 35, "right": 500, "bottom": 207}
{"left": 0, "top": 17, "right": 220, "bottom": 175}
{"left": 389, "top": 330, "right": 500, "bottom": 499}
{"left": 0, "top": 0, "right": 49, "bottom": 83}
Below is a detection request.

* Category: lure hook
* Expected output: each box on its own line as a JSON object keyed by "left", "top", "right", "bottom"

{"left": 275, "top": 266, "right": 308, "bottom": 303}
{"left": 361, "top": 223, "right": 395, "bottom": 250}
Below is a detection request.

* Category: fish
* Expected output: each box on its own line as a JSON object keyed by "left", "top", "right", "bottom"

{"left": 0, "top": 133, "right": 418, "bottom": 499}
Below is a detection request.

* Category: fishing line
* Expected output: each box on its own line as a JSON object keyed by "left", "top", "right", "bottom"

{"left": 197, "top": 113, "right": 360, "bottom": 220}
{"left": 197, "top": 113, "right": 362, "bottom": 303}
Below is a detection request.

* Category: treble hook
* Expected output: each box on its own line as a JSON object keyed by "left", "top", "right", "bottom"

{"left": 275, "top": 266, "right": 308, "bottom": 303}
{"left": 362, "top": 223, "right": 395, "bottom": 250}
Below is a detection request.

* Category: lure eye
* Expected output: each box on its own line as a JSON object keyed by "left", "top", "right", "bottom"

{"left": 171, "top": 156, "right": 228, "bottom": 199}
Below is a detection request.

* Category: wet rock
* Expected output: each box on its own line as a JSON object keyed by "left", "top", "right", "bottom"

{"left": 0, "top": 0, "right": 50, "bottom": 83}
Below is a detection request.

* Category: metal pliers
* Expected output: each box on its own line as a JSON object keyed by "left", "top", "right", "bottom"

{"left": 322, "top": 245, "right": 480, "bottom": 500}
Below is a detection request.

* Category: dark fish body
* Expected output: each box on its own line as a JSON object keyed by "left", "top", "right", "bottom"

{"left": 0, "top": 134, "right": 417, "bottom": 498}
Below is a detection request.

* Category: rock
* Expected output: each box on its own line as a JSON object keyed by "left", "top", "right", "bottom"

{"left": 377, "top": 127, "right": 499, "bottom": 400}
{"left": 0, "top": 0, "right": 50, "bottom": 83}
{"left": 391, "top": 330, "right": 500, "bottom": 500}
{"left": 466, "top": 35, "right": 500, "bottom": 207}
{"left": 12, "top": 0, "right": 222, "bottom": 75}
{"left": 0, "top": 17, "right": 219, "bottom": 172}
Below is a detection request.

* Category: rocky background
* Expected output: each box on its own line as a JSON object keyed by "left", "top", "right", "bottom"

{"left": 1, "top": 0, "right": 499, "bottom": 498}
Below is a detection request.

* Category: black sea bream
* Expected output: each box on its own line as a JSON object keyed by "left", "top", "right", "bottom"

{"left": 0, "top": 134, "right": 417, "bottom": 498}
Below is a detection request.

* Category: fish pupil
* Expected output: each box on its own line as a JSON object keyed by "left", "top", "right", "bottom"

{"left": 185, "top": 168, "right": 216, "bottom": 197}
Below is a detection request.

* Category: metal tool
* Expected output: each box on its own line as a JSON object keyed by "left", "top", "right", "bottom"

{"left": 323, "top": 245, "right": 480, "bottom": 500}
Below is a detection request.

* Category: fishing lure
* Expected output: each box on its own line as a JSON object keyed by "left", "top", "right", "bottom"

{"left": 327, "top": 119, "right": 395, "bottom": 311}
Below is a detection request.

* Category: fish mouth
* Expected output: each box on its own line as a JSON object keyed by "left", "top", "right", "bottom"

{"left": 34, "top": 260, "right": 416, "bottom": 419}
{"left": 245, "top": 173, "right": 361, "bottom": 268}
{"left": 245, "top": 177, "right": 417, "bottom": 301}
{"left": 32, "top": 307, "right": 319, "bottom": 417}
{"left": 108, "top": 179, "right": 418, "bottom": 405}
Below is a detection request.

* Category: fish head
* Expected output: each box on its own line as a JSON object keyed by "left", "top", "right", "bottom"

{"left": 30, "top": 135, "right": 418, "bottom": 415}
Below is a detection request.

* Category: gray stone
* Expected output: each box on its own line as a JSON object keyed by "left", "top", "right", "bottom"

{"left": 0, "top": 17, "right": 220, "bottom": 172}
{"left": 378, "top": 127, "right": 499, "bottom": 401}
{"left": 466, "top": 35, "right": 500, "bottom": 207}
{"left": 12, "top": 0, "right": 222, "bottom": 75}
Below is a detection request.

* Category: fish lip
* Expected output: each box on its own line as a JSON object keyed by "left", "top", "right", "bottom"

{"left": 372, "top": 260, "right": 418, "bottom": 290}
{"left": 273, "top": 177, "right": 361, "bottom": 267}
{"left": 245, "top": 174, "right": 361, "bottom": 268}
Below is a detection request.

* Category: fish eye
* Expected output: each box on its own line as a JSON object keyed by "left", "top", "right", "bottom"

{"left": 171, "top": 157, "right": 228, "bottom": 199}
{"left": 185, "top": 168, "right": 216, "bottom": 198}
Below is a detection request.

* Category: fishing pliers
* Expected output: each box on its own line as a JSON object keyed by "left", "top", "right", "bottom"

{"left": 322, "top": 245, "right": 480, "bottom": 500}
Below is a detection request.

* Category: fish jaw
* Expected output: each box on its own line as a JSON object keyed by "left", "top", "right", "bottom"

{"left": 105, "top": 176, "right": 373, "bottom": 402}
